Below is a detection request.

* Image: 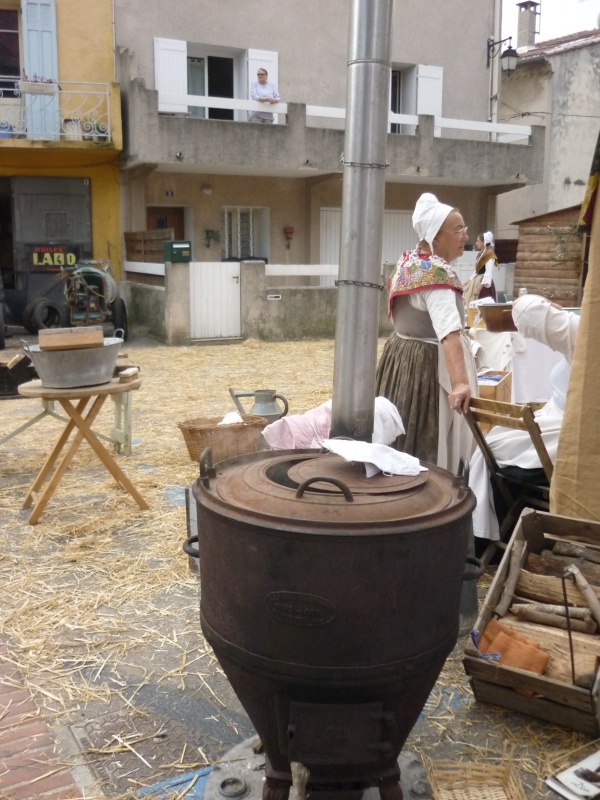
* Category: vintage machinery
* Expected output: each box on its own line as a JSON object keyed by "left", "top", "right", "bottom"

{"left": 21, "top": 260, "right": 127, "bottom": 339}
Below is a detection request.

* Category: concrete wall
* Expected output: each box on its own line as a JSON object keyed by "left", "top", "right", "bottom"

{"left": 242, "top": 262, "right": 392, "bottom": 342}
{"left": 114, "top": 0, "right": 495, "bottom": 124}
{"left": 122, "top": 261, "right": 394, "bottom": 344}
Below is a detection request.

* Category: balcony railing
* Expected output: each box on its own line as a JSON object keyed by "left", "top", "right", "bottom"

{"left": 0, "top": 79, "right": 112, "bottom": 142}
{"left": 158, "top": 93, "right": 532, "bottom": 144}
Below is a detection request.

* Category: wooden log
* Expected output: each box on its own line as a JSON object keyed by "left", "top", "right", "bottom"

{"left": 511, "top": 607, "right": 597, "bottom": 634}
{"left": 566, "top": 566, "right": 600, "bottom": 629}
{"left": 552, "top": 541, "right": 600, "bottom": 564}
{"left": 516, "top": 569, "right": 593, "bottom": 606}
{"left": 496, "top": 539, "right": 527, "bottom": 617}
{"left": 525, "top": 552, "right": 600, "bottom": 585}
{"left": 511, "top": 602, "right": 593, "bottom": 620}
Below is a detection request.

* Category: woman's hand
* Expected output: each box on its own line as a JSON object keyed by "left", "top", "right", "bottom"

{"left": 448, "top": 382, "right": 471, "bottom": 414}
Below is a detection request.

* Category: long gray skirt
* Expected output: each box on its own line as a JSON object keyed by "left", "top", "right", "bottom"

{"left": 375, "top": 334, "right": 439, "bottom": 464}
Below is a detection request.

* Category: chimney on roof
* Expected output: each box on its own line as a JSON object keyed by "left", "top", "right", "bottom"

{"left": 517, "top": 0, "right": 539, "bottom": 49}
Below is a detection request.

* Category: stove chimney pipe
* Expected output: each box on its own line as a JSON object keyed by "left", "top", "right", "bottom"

{"left": 330, "top": 0, "right": 394, "bottom": 440}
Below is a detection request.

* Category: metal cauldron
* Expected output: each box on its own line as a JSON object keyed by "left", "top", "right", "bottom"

{"left": 194, "top": 449, "right": 476, "bottom": 798}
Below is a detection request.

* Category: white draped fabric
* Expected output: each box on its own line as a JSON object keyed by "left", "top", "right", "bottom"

{"left": 469, "top": 298, "right": 579, "bottom": 540}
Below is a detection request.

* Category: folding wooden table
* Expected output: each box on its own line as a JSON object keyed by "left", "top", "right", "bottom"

{"left": 18, "top": 377, "right": 149, "bottom": 524}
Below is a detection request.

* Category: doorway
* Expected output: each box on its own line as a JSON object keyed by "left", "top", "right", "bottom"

{"left": 147, "top": 207, "right": 185, "bottom": 240}
{"left": 207, "top": 56, "right": 234, "bottom": 120}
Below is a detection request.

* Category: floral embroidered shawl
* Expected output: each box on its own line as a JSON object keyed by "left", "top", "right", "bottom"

{"left": 388, "top": 249, "right": 463, "bottom": 316}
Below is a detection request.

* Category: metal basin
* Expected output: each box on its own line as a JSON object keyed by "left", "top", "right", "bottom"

{"left": 23, "top": 336, "right": 123, "bottom": 388}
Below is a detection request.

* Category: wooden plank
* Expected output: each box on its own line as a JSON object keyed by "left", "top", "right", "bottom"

{"left": 464, "top": 654, "right": 594, "bottom": 711}
{"left": 470, "top": 678, "right": 598, "bottom": 735}
{"left": 39, "top": 326, "right": 104, "bottom": 351}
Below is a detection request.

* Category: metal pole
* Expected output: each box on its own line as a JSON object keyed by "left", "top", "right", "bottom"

{"left": 330, "top": 0, "right": 394, "bottom": 440}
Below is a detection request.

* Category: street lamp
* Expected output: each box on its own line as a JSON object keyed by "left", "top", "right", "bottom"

{"left": 487, "top": 36, "right": 519, "bottom": 74}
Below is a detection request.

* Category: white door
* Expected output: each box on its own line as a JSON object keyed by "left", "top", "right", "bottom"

{"left": 319, "top": 208, "right": 341, "bottom": 286}
{"left": 320, "top": 208, "right": 414, "bottom": 279}
{"left": 190, "top": 262, "right": 241, "bottom": 339}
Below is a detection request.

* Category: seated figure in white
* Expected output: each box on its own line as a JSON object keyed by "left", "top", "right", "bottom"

{"left": 469, "top": 294, "right": 579, "bottom": 544}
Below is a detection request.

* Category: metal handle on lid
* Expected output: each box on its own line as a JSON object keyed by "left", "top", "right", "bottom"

{"left": 295, "top": 476, "right": 354, "bottom": 502}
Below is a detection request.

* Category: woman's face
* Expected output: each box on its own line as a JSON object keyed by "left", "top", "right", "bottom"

{"left": 475, "top": 235, "right": 484, "bottom": 251}
{"left": 433, "top": 210, "right": 469, "bottom": 262}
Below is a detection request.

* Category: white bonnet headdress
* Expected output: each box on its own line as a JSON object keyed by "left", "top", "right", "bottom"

{"left": 483, "top": 231, "right": 495, "bottom": 248}
{"left": 412, "top": 193, "right": 454, "bottom": 249}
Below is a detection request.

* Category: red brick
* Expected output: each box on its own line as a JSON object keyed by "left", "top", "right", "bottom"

{"left": 0, "top": 720, "right": 49, "bottom": 745}
{"left": 3, "top": 740, "right": 58, "bottom": 767}
{"left": 0, "top": 763, "right": 76, "bottom": 797}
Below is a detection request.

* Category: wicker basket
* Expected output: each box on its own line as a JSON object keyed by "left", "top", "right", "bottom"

{"left": 425, "top": 760, "right": 527, "bottom": 800}
{"left": 177, "top": 414, "right": 266, "bottom": 463}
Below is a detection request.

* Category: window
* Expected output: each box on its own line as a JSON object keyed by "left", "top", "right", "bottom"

{"left": 0, "top": 9, "right": 20, "bottom": 96}
{"left": 222, "top": 207, "right": 269, "bottom": 261}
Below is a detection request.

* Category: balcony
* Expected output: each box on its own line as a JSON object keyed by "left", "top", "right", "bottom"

{"left": 0, "top": 79, "right": 121, "bottom": 165}
{"left": 121, "top": 80, "right": 544, "bottom": 190}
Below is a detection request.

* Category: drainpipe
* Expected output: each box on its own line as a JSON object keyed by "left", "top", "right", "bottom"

{"left": 488, "top": 0, "right": 502, "bottom": 125}
{"left": 330, "top": 0, "right": 394, "bottom": 440}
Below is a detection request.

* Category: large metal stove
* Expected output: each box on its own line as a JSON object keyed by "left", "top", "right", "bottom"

{"left": 194, "top": 449, "right": 474, "bottom": 800}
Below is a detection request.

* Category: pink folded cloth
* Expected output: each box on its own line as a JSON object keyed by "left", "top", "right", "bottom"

{"left": 262, "top": 401, "right": 332, "bottom": 450}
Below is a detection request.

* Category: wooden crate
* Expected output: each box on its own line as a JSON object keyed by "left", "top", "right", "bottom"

{"left": 38, "top": 326, "right": 104, "bottom": 350}
{"left": 464, "top": 509, "right": 600, "bottom": 736}
{"left": 477, "top": 371, "right": 512, "bottom": 432}
{"left": 478, "top": 371, "right": 512, "bottom": 403}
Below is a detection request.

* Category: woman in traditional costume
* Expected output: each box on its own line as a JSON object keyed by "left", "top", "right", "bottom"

{"left": 462, "top": 231, "right": 498, "bottom": 309}
{"left": 375, "top": 193, "right": 478, "bottom": 472}
{"left": 469, "top": 295, "right": 579, "bottom": 544}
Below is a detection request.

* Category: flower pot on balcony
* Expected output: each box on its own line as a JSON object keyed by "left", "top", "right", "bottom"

{"left": 18, "top": 80, "right": 57, "bottom": 95}
{"left": 63, "top": 118, "right": 82, "bottom": 141}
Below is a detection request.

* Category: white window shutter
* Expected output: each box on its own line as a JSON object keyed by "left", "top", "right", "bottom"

{"left": 416, "top": 64, "right": 443, "bottom": 137}
{"left": 246, "top": 49, "right": 279, "bottom": 123}
{"left": 154, "top": 38, "right": 188, "bottom": 113}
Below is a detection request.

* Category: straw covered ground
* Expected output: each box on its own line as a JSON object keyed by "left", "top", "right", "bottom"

{"left": 0, "top": 335, "right": 594, "bottom": 798}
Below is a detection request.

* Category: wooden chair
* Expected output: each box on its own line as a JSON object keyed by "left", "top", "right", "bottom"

{"left": 465, "top": 396, "right": 553, "bottom": 564}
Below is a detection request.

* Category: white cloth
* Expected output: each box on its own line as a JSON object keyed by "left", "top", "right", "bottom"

{"left": 218, "top": 411, "right": 244, "bottom": 425}
{"left": 483, "top": 231, "right": 495, "bottom": 248}
{"left": 470, "top": 299, "right": 580, "bottom": 539}
{"left": 262, "top": 396, "right": 405, "bottom": 451}
{"left": 321, "top": 439, "right": 426, "bottom": 478}
{"left": 412, "top": 193, "right": 453, "bottom": 249}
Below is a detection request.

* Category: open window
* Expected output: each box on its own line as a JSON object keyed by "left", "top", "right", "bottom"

{"left": 154, "top": 38, "right": 278, "bottom": 123}
{"left": 390, "top": 63, "right": 443, "bottom": 137}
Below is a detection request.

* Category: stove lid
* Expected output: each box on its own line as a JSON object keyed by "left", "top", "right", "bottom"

{"left": 197, "top": 450, "right": 474, "bottom": 531}
{"left": 287, "top": 454, "right": 428, "bottom": 495}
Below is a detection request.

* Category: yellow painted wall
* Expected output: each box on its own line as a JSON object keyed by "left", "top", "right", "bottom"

{"left": 0, "top": 1, "right": 123, "bottom": 276}
{"left": 55, "top": 0, "right": 114, "bottom": 84}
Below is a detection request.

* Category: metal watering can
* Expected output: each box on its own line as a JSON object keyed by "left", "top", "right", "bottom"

{"left": 228, "top": 387, "right": 289, "bottom": 425}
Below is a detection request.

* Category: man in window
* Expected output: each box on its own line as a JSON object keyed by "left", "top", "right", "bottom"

{"left": 248, "top": 68, "right": 280, "bottom": 124}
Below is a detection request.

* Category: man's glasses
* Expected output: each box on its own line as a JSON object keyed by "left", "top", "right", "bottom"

{"left": 257, "top": 72, "right": 267, "bottom": 77}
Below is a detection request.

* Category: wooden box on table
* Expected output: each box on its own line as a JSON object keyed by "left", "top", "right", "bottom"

{"left": 477, "top": 371, "right": 512, "bottom": 432}
{"left": 463, "top": 509, "right": 600, "bottom": 736}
